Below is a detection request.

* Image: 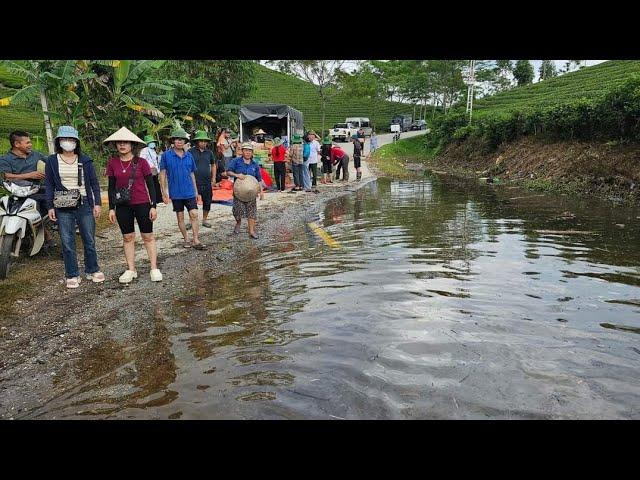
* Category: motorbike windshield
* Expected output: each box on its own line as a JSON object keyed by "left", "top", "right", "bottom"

{"left": 4, "top": 181, "right": 38, "bottom": 197}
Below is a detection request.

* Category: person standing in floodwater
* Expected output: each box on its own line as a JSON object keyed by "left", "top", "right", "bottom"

{"left": 226, "top": 142, "right": 265, "bottom": 239}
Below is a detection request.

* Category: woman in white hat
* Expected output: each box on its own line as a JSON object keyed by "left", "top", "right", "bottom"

{"left": 104, "top": 127, "right": 162, "bottom": 283}
{"left": 225, "top": 142, "right": 265, "bottom": 239}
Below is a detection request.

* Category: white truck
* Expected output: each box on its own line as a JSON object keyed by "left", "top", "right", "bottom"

{"left": 330, "top": 122, "right": 358, "bottom": 142}
{"left": 345, "top": 117, "right": 372, "bottom": 136}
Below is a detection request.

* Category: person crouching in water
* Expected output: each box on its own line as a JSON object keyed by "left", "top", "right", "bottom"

{"left": 320, "top": 136, "right": 333, "bottom": 184}
{"left": 351, "top": 134, "right": 363, "bottom": 181}
{"left": 104, "top": 127, "right": 162, "bottom": 283}
{"left": 226, "top": 142, "right": 264, "bottom": 239}
{"left": 331, "top": 143, "right": 348, "bottom": 182}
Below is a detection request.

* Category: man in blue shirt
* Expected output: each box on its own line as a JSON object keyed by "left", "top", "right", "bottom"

{"left": 159, "top": 128, "right": 206, "bottom": 250}
{"left": 225, "top": 142, "right": 265, "bottom": 239}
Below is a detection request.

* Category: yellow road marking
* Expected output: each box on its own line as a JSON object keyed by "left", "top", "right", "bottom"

{"left": 307, "top": 222, "right": 340, "bottom": 248}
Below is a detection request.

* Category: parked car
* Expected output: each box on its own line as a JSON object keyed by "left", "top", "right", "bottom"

{"left": 330, "top": 122, "right": 358, "bottom": 142}
{"left": 410, "top": 120, "right": 427, "bottom": 130}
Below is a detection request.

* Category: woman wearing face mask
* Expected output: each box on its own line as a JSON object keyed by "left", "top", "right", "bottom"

{"left": 45, "top": 125, "right": 104, "bottom": 288}
{"left": 104, "top": 127, "right": 161, "bottom": 284}
{"left": 140, "top": 135, "right": 163, "bottom": 205}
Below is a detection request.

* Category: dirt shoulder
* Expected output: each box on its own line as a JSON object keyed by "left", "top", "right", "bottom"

{"left": 0, "top": 162, "right": 376, "bottom": 419}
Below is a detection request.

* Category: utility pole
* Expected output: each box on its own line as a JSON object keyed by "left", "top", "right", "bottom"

{"left": 465, "top": 60, "right": 476, "bottom": 124}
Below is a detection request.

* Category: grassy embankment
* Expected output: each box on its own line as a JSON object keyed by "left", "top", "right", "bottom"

{"left": 373, "top": 61, "right": 640, "bottom": 203}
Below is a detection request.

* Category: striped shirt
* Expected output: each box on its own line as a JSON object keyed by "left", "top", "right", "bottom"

{"left": 58, "top": 155, "right": 81, "bottom": 191}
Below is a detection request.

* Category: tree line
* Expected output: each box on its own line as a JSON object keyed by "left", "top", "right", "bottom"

{"left": 0, "top": 60, "right": 257, "bottom": 157}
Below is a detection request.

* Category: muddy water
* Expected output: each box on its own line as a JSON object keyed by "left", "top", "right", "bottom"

{"left": 28, "top": 176, "right": 640, "bottom": 419}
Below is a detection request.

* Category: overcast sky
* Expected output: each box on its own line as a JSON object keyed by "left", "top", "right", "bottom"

{"left": 261, "top": 60, "right": 609, "bottom": 83}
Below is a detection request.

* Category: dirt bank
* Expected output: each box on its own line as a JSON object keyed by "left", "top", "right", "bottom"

{"left": 429, "top": 136, "right": 640, "bottom": 204}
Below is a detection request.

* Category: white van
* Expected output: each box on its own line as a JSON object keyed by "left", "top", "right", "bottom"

{"left": 345, "top": 117, "right": 372, "bottom": 136}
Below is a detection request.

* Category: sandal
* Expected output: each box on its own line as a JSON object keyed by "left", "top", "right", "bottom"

{"left": 202, "top": 221, "right": 212, "bottom": 228}
{"left": 183, "top": 242, "right": 192, "bottom": 248}
{"left": 66, "top": 277, "right": 81, "bottom": 289}
{"left": 192, "top": 243, "right": 207, "bottom": 250}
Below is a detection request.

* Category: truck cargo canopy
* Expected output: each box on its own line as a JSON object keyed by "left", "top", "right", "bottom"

{"left": 240, "top": 103, "right": 304, "bottom": 126}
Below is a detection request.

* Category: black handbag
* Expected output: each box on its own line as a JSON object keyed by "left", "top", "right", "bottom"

{"left": 53, "top": 157, "right": 83, "bottom": 209}
{"left": 114, "top": 159, "right": 138, "bottom": 206}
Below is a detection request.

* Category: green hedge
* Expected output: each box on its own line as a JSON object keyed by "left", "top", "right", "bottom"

{"left": 429, "top": 75, "right": 640, "bottom": 151}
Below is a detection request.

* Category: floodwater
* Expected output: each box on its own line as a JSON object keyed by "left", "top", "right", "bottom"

{"left": 29, "top": 175, "right": 640, "bottom": 419}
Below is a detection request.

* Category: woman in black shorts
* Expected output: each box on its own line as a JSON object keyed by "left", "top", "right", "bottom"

{"left": 104, "top": 127, "right": 162, "bottom": 284}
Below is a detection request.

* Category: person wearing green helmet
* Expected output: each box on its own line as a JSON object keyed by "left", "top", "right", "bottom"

{"left": 320, "top": 136, "right": 333, "bottom": 184}
{"left": 159, "top": 128, "right": 206, "bottom": 250}
{"left": 188, "top": 130, "right": 216, "bottom": 228}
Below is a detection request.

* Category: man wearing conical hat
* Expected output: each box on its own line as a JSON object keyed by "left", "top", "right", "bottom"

{"left": 188, "top": 130, "right": 215, "bottom": 229}
{"left": 159, "top": 128, "right": 206, "bottom": 250}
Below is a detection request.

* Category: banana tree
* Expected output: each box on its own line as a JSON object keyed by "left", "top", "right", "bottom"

{"left": 1, "top": 61, "right": 59, "bottom": 153}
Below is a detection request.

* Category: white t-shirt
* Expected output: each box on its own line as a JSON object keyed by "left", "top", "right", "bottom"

{"left": 140, "top": 147, "right": 160, "bottom": 171}
{"left": 58, "top": 155, "right": 81, "bottom": 191}
{"left": 308, "top": 140, "right": 321, "bottom": 164}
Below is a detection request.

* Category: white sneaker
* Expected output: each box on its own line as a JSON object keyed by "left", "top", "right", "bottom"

{"left": 86, "top": 271, "right": 106, "bottom": 283}
{"left": 119, "top": 270, "right": 138, "bottom": 284}
{"left": 150, "top": 269, "right": 163, "bottom": 282}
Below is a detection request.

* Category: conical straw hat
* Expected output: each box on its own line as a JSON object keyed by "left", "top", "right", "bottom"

{"left": 233, "top": 175, "right": 260, "bottom": 202}
{"left": 103, "top": 127, "right": 146, "bottom": 145}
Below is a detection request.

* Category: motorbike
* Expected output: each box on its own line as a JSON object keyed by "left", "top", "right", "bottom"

{"left": 0, "top": 180, "right": 46, "bottom": 279}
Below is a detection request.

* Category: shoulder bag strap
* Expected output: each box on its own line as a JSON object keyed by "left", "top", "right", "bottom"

{"left": 128, "top": 158, "right": 138, "bottom": 188}
{"left": 77, "top": 157, "right": 83, "bottom": 187}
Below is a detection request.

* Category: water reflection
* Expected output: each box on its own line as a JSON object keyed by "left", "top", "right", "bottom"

{"left": 32, "top": 175, "right": 640, "bottom": 418}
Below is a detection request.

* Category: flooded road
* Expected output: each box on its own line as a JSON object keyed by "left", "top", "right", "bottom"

{"left": 28, "top": 175, "right": 640, "bottom": 419}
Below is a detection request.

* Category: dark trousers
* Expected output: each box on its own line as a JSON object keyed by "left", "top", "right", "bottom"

{"left": 274, "top": 161, "right": 287, "bottom": 191}
{"left": 152, "top": 175, "right": 163, "bottom": 204}
{"left": 309, "top": 163, "right": 318, "bottom": 186}
{"left": 292, "top": 163, "right": 303, "bottom": 188}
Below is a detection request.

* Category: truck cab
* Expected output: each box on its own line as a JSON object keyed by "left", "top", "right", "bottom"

{"left": 345, "top": 117, "right": 372, "bottom": 136}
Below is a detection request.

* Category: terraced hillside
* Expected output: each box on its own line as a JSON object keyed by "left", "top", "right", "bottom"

{"left": 473, "top": 60, "right": 640, "bottom": 117}
{"left": 245, "top": 64, "right": 416, "bottom": 132}
{"left": 0, "top": 65, "right": 44, "bottom": 143}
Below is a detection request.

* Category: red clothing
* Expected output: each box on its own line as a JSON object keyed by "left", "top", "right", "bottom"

{"left": 271, "top": 145, "right": 286, "bottom": 162}
{"left": 330, "top": 146, "right": 346, "bottom": 165}
{"left": 106, "top": 156, "right": 152, "bottom": 205}
{"left": 260, "top": 166, "right": 274, "bottom": 187}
